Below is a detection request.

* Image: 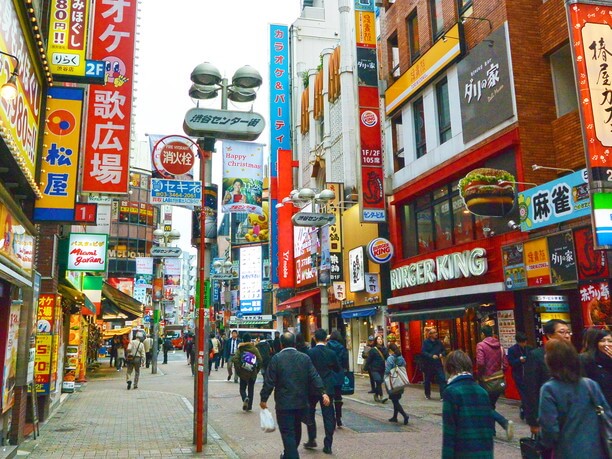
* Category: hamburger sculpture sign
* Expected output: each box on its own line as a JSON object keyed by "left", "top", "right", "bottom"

{"left": 459, "top": 168, "right": 516, "bottom": 217}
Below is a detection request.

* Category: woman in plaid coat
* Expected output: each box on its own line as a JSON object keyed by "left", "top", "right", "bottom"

{"left": 442, "top": 350, "right": 494, "bottom": 459}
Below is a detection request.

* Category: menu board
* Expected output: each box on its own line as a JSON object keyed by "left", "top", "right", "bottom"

{"left": 497, "top": 310, "right": 516, "bottom": 351}
{"left": 502, "top": 243, "right": 527, "bottom": 290}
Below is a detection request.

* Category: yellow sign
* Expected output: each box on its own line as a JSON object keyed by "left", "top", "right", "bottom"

{"left": 355, "top": 11, "right": 376, "bottom": 46}
{"left": 385, "top": 24, "right": 462, "bottom": 114}
{"left": 48, "top": 0, "right": 90, "bottom": 76}
{"left": 523, "top": 238, "right": 551, "bottom": 287}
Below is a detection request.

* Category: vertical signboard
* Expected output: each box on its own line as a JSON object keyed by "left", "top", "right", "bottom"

{"left": 277, "top": 149, "right": 295, "bottom": 288}
{"left": 240, "top": 245, "right": 263, "bottom": 314}
{"left": 34, "top": 294, "right": 56, "bottom": 394}
{"left": 34, "top": 87, "right": 84, "bottom": 221}
{"left": 82, "top": 0, "right": 138, "bottom": 193}
{"left": 1, "top": 302, "right": 20, "bottom": 412}
{"left": 524, "top": 238, "right": 551, "bottom": 287}
{"left": 221, "top": 141, "right": 264, "bottom": 214}
{"left": 327, "top": 182, "right": 344, "bottom": 282}
{"left": 547, "top": 232, "right": 577, "bottom": 285}
{"left": 269, "top": 24, "right": 291, "bottom": 284}
{"left": 355, "top": 0, "right": 385, "bottom": 223}
{"left": 349, "top": 246, "right": 366, "bottom": 292}
{"left": 294, "top": 226, "right": 316, "bottom": 288}
{"left": 48, "top": 0, "right": 90, "bottom": 77}
{"left": 566, "top": 1, "right": 612, "bottom": 248}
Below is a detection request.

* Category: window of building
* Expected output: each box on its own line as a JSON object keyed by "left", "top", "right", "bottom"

{"left": 429, "top": 0, "right": 444, "bottom": 39}
{"left": 457, "top": 0, "right": 473, "bottom": 13}
{"left": 413, "top": 97, "right": 426, "bottom": 158}
{"left": 392, "top": 114, "right": 404, "bottom": 172}
{"left": 436, "top": 77, "right": 452, "bottom": 144}
{"left": 550, "top": 44, "right": 578, "bottom": 117}
{"left": 407, "top": 11, "right": 420, "bottom": 64}
{"left": 388, "top": 33, "right": 400, "bottom": 80}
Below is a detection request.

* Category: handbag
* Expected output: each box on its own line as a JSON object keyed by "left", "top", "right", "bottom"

{"left": 341, "top": 371, "right": 355, "bottom": 395}
{"left": 125, "top": 342, "right": 141, "bottom": 363}
{"left": 585, "top": 378, "right": 612, "bottom": 457}
{"left": 519, "top": 434, "right": 545, "bottom": 459}
{"left": 384, "top": 359, "right": 410, "bottom": 394}
{"left": 480, "top": 346, "right": 506, "bottom": 396}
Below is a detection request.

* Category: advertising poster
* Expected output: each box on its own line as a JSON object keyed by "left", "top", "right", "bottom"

{"left": 164, "top": 258, "right": 181, "bottom": 286}
{"left": 34, "top": 294, "right": 56, "bottom": 394}
{"left": 547, "top": 232, "right": 577, "bottom": 285}
{"left": 239, "top": 245, "right": 263, "bottom": 314}
{"left": 276, "top": 149, "right": 295, "bottom": 288}
{"left": 81, "top": 0, "right": 137, "bottom": 193}
{"left": 349, "top": 246, "right": 366, "bottom": 292}
{"left": 497, "top": 310, "right": 517, "bottom": 351}
{"left": 1, "top": 302, "right": 20, "bottom": 412}
{"left": 0, "top": 203, "right": 34, "bottom": 273}
{"left": 524, "top": 238, "right": 551, "bottom": 287}
{"left": 294, "top": 226, "right": 316, "bottom": 288}
{"left": 574, "top": 226, "right": 609, "bottom": 281}
{"left": 107, "top": 277, "right": 134, "bottom": 296}
{"left": 192, "top": 184, "right": 219, "bottom": 244}
{"left": 221, "top": 141, "right": 264, "bottom": 214}
{"left": 48, "top": 0, "right": 90, "bottom": 77}
{"left": 67, "top": 233, "right": 108, "bottom": 271}
{"left": 580, "top": 280, "right": 612, "bottom": 327}
{"left": 34, "top": 87, "right": 84, "bottom": 221}
{"left": 502, "top": 243, "right": 527, "bottom": 290}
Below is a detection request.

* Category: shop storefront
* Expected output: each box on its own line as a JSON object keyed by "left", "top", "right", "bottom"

{"left": 341, "top": 305, "right": 381, "bottom": 372}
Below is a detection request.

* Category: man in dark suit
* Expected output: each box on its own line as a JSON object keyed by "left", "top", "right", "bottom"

{"left": 523, "top": 319, "right": 571, "bottom": 459}
{"left": 421, "top": 328, "right": 447, "bottom": 400}
{"left": 506, "top": 331, "right": 532, "bottom": 420}
{"left": 260, "top": 332, "right": 330, "bottom": 459}
{"left": 304, "top": 328, "right": 340, "bottom": 454}
{"left": 224, "top": 330, "right": 241, "bottom": 383}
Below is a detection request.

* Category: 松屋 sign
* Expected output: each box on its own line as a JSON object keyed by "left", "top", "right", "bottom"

{"left": 67, "top": 233, "right": 108, "bottom": 271}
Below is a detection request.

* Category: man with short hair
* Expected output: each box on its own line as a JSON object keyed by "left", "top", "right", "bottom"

{"left": 224, "top": 330, "right": 241, "bottom": 383}
{"left": 143, "top": 334, "right": 153, "bottom": 368}
{"left": 231, "top": 333, "right": 262, "bottom": 411}
{"left": 126, "top": 334, "right": 145, "bottom": 390}
{"left": 507, "top": 331, "right": 532, "bottom": 420}
{"left": 421, "top": 328, "right": 447, "bottom": 400}
{"left": 260, "top": 332, "right": 330, "bottom": 459}
{"left": 524, "top": 319, "right": 572, "bottom": 438}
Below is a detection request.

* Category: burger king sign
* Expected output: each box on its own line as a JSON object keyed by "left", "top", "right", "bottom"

{"left": 367, "top": 238, "right": 394, "bottom": 264}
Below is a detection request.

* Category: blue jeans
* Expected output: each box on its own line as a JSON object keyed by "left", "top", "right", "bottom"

{"left": 424, "top": 365, "right": 447, "bottom": 398}
{"left": 276, "top": 408, "right": 305, "bottom": 459}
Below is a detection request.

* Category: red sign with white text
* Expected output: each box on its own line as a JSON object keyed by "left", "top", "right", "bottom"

{"left": 277, "top": 149, "right": 295, "bottom": 288}
{"left": 81, "top": 0, "right": 137, "bottom": 193}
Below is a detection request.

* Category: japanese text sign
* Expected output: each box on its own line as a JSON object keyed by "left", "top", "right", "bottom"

{"left": 67, "top": 233, "right": 108, "bottom": 271}
{"left": 502, "top": 243, "right": 527, "bottom": 290}
{"left": 574, "top": 226, "right": 609, "bottom": 281}
{"left": 240, "top": 245, "right": 263, "bottom": 314}
{"left": 547, "top": 231, "right": 577, "bottom": 285}
{"left": 82, "top": 0, "right": 138, "bottom": 193}
{"left": 151, "top": 135, "right": 196, "bottom": 179}
{"left": 523, "top": 238, "right": 551, "bottom": 287}
{"left": 48, "top": 0, "right": 90, "bottom": 77}
{"left": 580, "top": 280, "right": 612, "bottom": 326}
{"left": 518, "top": 169, "right": 590, "bottom": 231}
{"left": 294, "top": 226, "right": 316, "bottom": 288}
{"left": 183, "top": 108, "right": 265, "bottom": 141}
{"left": 276, "top": 150, "right": 295, "bottom": 288}
{"left": 0, "top": 0, "right": 42, "bottom": 181}
{"left": 34, "top": 87, "right": 84, "bottom": 222}
{"left": 150, "top": 179, "right": 202, "bottom": 206}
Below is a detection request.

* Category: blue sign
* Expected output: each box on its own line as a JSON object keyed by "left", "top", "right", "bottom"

{"left": 150, "top": 179, "right": 202, "bottom": 205}
{"left": 269, "top": 24, "right": 291, "bottom": 284}
{"left": 85, "top": 60, "right": 105, "bottom": 81}
{"left": 236, "top": 311, "right": 243, "bottom": 319}
{"left": 518, "top": 169, "right": 590, "bottom": 231}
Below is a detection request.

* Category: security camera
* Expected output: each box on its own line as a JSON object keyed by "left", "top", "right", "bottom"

{"left": 508, "top": 220, "right": 520, "bottom": 230}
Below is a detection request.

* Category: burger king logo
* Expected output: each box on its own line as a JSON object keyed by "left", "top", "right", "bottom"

{"left": 367, "top": 238, "right": 394, "bottom": 264}
{"left": 361, "top": 110, "right": 378, "bottom": 128}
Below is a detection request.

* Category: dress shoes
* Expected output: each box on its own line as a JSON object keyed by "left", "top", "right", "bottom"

{"left": 303, "top": 441, "right": 317, "bottom": 450}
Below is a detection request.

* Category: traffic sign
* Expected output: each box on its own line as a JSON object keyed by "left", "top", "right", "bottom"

{"left": 150, "top": 247, "right": 182, "bottom": 257}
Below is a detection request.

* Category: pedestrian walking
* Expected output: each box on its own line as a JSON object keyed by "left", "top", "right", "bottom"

{"left": 304, "top": 328, "right": 339, "bottom": 454}
{"left": 115, "top": 343, "right": 125, "bottom": 371}
{"left": 162, "top": 334, "right": 172, "bottom": 364}
{"left": 224, "top": 330, "right": 241, "bottom": 383}
{"left": 523, "top": 318, "right": 572, "bottom": 449}
{"left": 126, "top": 334, "right": 145, "bottom": 390}
{"left": 211, "top": 334, "right": 221, "bottom": 370}
{"left": 143, "top": 334, "right": 153, "bottom": 368}
{"left": 507, "top": 331, "right": 531, "bottom": 420}
{"left": 109, "top": 337, "right": 118, "bottom": 367}
{"left": 185, "top": 334, "right": 194, "bottom": 365}
{"left": 362, "top": 335, "right": 376, "bottom": 394}
{"left": 476, "top": 325, "right": 513, "bottom": 440}
{"left": 538, "top": 338, "right": 611, "bottom": 459}
{"left": 260, "top": 332, "right": 330, "bottom": 459}
{"left": 365, "top": 335, "right": 388, "bottom": 403}
{"left": 272, "top": 330, "right": 281, "bottom": 354}
{"left": 295, "top": 333, "right": 309, "bottom": 353}
{"left": 231, "top": 333, "right": 262, "bottom": 411}
{"left": 442, "top": 350, "right": 494, "bottom": 459}
{"left": 580, "top": 328, "right": 612, "bottom": 406}
{"left": 326, "top": 330, "right": 348, "bottom": 427}
{"left": 421, "top": 328, "right": 447, "bottom": 400}
{"left": 218, "top": 333, "right": 226, "bottom": 369}
{"left": 385, "top": 343, "right": 409, "bottom": 425}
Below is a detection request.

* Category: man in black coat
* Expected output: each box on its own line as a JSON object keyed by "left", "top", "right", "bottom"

{"left": 260, "top": 332, "right": 330, "bottom": 459}
{"left": 304, "top": 328, "right": 340, "bottom": 454}
{"left": 523, "top": 319, "right": 572, "bottom": 437}
{"left": 506, "top": 331, "right": 532, "bottom": 419}
{"left": 224, "top": 330, "right": 241, "bottom": 383}
{"left": 421, "top": 328, "right": 447, "bottom": 400}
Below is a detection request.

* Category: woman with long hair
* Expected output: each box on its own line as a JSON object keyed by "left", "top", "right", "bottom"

{"left": 538, "top": 339, "right": 611, "bottom": 459}
{"left": 581, "top": 328, "right": 612, "bottom": 407}
{"left": 365, "top": 335, "right": 388, "bottom": 403}
{"left": 385, "top": 343, "right": 409, "bottom": 425}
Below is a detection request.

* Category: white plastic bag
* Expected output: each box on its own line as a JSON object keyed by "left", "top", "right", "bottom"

{"left": 260, "top": 408, "right": 276, "bottom": 433}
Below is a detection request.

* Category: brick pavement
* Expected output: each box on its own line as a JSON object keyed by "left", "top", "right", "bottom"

{"left": 15, "top": 356, "right": 527, "bottom": 458}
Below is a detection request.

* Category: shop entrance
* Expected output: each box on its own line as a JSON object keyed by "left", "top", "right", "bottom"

{"left": 423, "top": 306, "right": 479, "bottom": 361}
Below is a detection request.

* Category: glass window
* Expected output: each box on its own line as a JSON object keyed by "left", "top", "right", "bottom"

{"left": 452, "top": 195, "right": 473, "bottom": 244}
{"left": 550, "top": 45, "right": 578, "bottom": 117}
{"left": 458, "top": 0, "right": 473, "bottom": 13}
{"left": 433, "top": 200, "right": 453, "bottom": 249}
{"left": 433, "top": 184, "right": 449, "bottom": 201}
{"left": 407, "top": 11, "right": 420, "bottom": 64}
{"left": 392, "top": 114, "right": 404, "bottom": 172}
{"left": 401, "top": 204, "right": 418, "bottom": 258}
{"left": 414, "top": 97, "right": 426, "bottom": 158}
{"left": 429, "top": 0, "right": 444, "bottom": 39}
{"left": 388, "top": 34, "right": 400, "bottom": 80}
{"left": 416, "top": 208, "right": 433, "bottom": 254}
{"left": 436, "top": 77, "right": 452, "bottom": 144}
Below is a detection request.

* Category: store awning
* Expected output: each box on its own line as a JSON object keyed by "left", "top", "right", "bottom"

{"left": 58, "top": 279, "right": 96, "bottom": 315}
{"left": 277, "top": 289, "right": 319, "bottom": 311}
{"left": 341, "top": 306, "right": 378, "bottom": 319}
{"left": 102, "top": 326, "right": 133, "bottom": 339}
{"left": 387, "top": 304, "right": 476, "bottom": 322}
{"left": 101, "top": 282, "right": 144, "bottom": 319}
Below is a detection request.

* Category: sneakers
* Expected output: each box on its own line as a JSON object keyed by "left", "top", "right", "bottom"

{"left": 505, "top": 420, "right": 514, "bottom": 441}
{"left": 243, "top": 397, "right": 249, "bottom": 411}
{"left": 127, "top": 381, "right": 132, "bottom": 390}
{"left": 303, "top": 441, "right": 317, "bottom": 450}
{"left": 425, "top": 395, "right": 431, "bottom": 400}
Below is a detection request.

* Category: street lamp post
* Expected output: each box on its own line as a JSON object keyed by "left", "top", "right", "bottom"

{"left": 186, "top": 62, "right": 262, "bottom": 452}
{"left": 212, "top": 258, "right": 234, "bottom": 329}
{"left": 151, "top": 227, "right": 181, "bottom": 375}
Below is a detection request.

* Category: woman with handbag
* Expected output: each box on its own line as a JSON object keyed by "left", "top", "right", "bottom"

{"left": 365, "top": 335, "right": 388, "bottom": 403}
{"left": 384, "top": 343, "right": 409, "bottom": 425}
{"left": 476, "top": 325, "right": 513, "bottom": 441}
{"left": 538, "top": 338, "right": 611, "bottom": 459}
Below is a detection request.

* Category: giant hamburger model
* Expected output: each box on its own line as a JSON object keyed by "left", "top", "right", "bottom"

{"left": 459, "top": 168, "right": 516, "bottom": 217}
